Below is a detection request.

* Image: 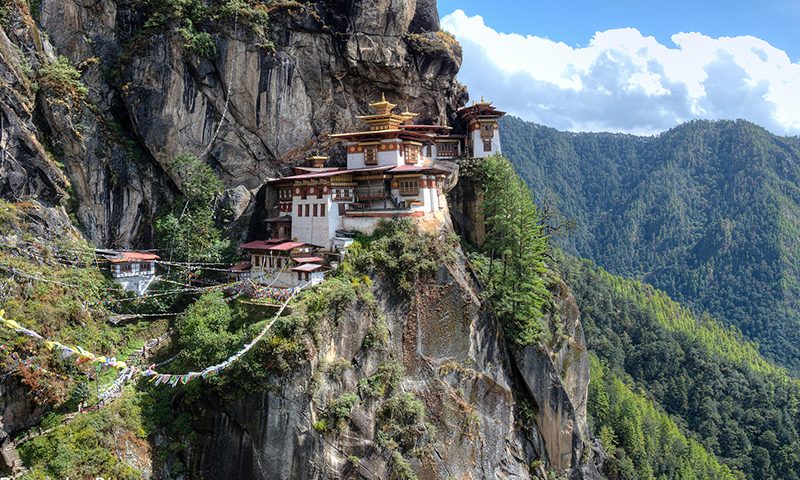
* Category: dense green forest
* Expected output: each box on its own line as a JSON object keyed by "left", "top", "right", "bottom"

{"left": 501, "top": 116, "right": 800, "bottom": 371}
{"left": 559, "top": 254, "right": 800, "bottom": 480}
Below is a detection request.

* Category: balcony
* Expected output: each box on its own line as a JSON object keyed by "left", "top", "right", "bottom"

{"left": 354, "top": 187, "right": 391, "bottom": 202}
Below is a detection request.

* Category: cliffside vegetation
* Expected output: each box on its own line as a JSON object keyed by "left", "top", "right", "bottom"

{"left": 155, "top": 154, "right": 230, "bottom": 263}
{"left": 139, "top": 0, "right": 275, "bottom": 55}
{"left": 0, "top": 201, "right": 165, "bottom": 478}
{"left": 462, "top": 155, "right": 552, "bottom": 345}
{"left": 561, "top": 254, "right": 800, "bottom": 480}
{"left": 502, "top": 116, "right": 800, "bottom": 371}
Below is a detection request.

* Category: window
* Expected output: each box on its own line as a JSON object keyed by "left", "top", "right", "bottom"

{"left": 301, "top": 186, "right": 307, "bottom": 199}
{"left": 364, "top": 146, "right": 377, "bottom": 165}
{"left": 483, "top": 139, "right": 492, "bottom": 152}
{"left": 313, "top": 204, "right": 318, "bottom": 217}
{"left": 305, "top": 204, "right": 310, "bottom": 217}
{"left": 437, "top": 142, "right": 457, "bottom": 158}
{"left": 405, "top": 145, "right": 420, "bottom": 165}
{"left": 316, "top": 185, "right": 323, "bottom": 199}
{"left": 320, "top": 204, "right": 326, "bottom": 217}
{"left": 399, "top": 179, "right": 419, "bottom": 196}
{"left": 297, "top": 204, "right": 302, "bottom": 217}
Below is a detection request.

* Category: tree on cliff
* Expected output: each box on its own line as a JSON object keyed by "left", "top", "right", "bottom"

{"left": 155, "top": 154, "right": 229, "bottom": 263}
{"left": 468, "top": 155, "right": 551, "bottom": 345}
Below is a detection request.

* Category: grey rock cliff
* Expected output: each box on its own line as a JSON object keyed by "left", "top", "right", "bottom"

{"left": 185, "top": 243, "right": 597, "bottom": 479}
{"left": 29, "top": 0, "right": 465, "bottom": 247}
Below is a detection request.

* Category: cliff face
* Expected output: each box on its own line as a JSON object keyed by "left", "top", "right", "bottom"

{"left": 185, "top": 236, "right": 598, "bottom": 479}
{"left": 10, "top": 0, "right": 464, "bottom": 248}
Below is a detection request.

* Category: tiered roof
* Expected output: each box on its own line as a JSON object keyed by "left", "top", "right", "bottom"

{"left": 458, "top": 98, "right": 506, "bottom": 123}
{"left": 329, "top": 95, "right": 435, "bottom": 144}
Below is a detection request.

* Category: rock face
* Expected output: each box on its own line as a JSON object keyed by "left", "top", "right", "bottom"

{"left": 512, "top": 281, "right": 591, "bottom": 474}
{"left": 186, "top": 241, "right": 596, "bottom": 479}
{"left": 19, "top": 0, "right": 466, "bottom": 247}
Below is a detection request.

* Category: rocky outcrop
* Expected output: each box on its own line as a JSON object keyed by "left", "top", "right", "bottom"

{"left": 184, "top": 233, "right": 596, "bottom": 479}
{"left": 512, "top": 280, "right": 592, "bottom": 476}
{"left": 0, "top": 11, "right": 67, "bottom": 205}
{"left": 26, "top": 0, "right": 465, "bottom": 246}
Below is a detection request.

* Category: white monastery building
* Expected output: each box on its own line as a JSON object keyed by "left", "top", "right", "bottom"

{"left": 236, "top": 95, "right": 505, "bottom": 286}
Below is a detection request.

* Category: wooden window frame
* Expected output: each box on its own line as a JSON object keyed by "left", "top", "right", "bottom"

{"left": 398, "top": 179, "right": 419, "bottom": 197}
{"left": 364, "top": 146, "right": 377, "bottom": 165}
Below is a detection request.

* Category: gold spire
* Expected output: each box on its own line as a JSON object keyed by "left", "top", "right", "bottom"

{"left": 369, "top": 94, "right": 397, "bottom": 116}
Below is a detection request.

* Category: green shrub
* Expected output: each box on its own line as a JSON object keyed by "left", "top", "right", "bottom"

{"left": 363, "top": 316, "right": 389, "bottom": 349}
{"left": 376, "top": 393, "right": 432, "bottom": 452}
{"left": 174, "top": 291, "right": 238, "bottom": 368}
{"left": 357, "top": 361, "right": 403, "bottom": 398}
{"left": 349, "top": 219, "right": 455, "bottom": 295}
{"left": 155, "top": 154, "right": 229, "bottom": 263}
{"left": 317, "top": 393, "right": 359, "bottom": 432}
{"left": 18, "top": 389, "right": 147, "bottom": 479}
{"left": 37, "top": 55, "right": 88, "bottom": 101}
{"left": 178, "top": 25, "right": 216, "bottom": 56}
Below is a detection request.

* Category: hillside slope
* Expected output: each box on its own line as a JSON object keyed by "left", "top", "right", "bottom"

{"left": 559, "top": 254, "right": 800, "bottom": 480}
{"left": 502, "top": 116, "right": 800, "bottom": 371}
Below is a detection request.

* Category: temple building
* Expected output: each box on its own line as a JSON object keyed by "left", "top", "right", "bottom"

{"left": 267, "top": 95, "right": 456, "bottom": 250}
{"left": 237, "top": 95, "right": 505, "bottom": 286}
{"left": 105, "top": 251, "right": 160, "bottom": 295}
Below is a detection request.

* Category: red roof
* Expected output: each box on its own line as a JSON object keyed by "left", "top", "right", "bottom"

{"left": 291, "top": 263, "right": 324, "bottom": 273}
{"left": 293, "top": 256, "right": 323, "bottom": 264}
{"left": 239, "top": 240, "right": 273, "bottom": 250}
{"left": 239, "top": 238, "right": 290, "bottom": 250}
{"left": 109, "top": 251, "right": 160, "bottom": 263}
{"left": 271, "top": 165, "right": 399, "bottom": 183}
{"left": 388, "top": 165, "right": 424, "bottom": 173}
{"left": 269, "top": 241, "right": 308, "bottom": 252}
{"left": 387, "top": 164, "right": 449, "bottom": 175}
{"left": 270, "top": 169, "right": 347, "bottom": 182}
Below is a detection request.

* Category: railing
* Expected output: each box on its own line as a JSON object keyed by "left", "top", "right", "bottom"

{"left": 347, "top": 196, "right": 407, "bottom": 212}
{"left": 354, "top": 187, "right": 391, "bottom": 201}
{"left": 112, "top": 270, "right": 155, "bottom": 278}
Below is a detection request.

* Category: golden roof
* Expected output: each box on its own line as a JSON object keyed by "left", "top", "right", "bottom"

{"left": 368, "top": 93, "right": 397, "bottom": 116}
{"left": 354, "top": 95, "right": 420, "bottom": 131}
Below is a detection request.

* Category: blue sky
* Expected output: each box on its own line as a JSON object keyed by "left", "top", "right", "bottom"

{"left": 438, "top": 1, "right": 800, "bottom": 135}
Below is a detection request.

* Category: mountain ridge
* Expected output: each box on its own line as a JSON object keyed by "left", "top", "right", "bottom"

{"left": 502, "top": 114, "right": 800, "bottom": 371}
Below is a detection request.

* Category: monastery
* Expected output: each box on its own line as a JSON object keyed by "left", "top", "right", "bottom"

{"left": 237, "top": 96, "right": 506, "bottom": 287}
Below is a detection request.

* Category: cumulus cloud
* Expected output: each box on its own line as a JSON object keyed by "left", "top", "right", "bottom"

{"left": 441, "top": 10, "right": 800, "bottom": 135}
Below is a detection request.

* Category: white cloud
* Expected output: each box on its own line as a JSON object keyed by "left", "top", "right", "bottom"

{"left": 441, "top": 10, "right": 800, "bottom": 135}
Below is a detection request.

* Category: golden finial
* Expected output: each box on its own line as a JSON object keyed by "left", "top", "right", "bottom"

{"left": 381, "top": 92, "right": 386, "bottom": 102}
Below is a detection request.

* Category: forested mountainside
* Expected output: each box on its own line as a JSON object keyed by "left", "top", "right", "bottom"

{"left": 501, "top": 116, "right": 800, "bottom": 371}
{"left": 559, "top": 254, "right": 800, "bottom": 480}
